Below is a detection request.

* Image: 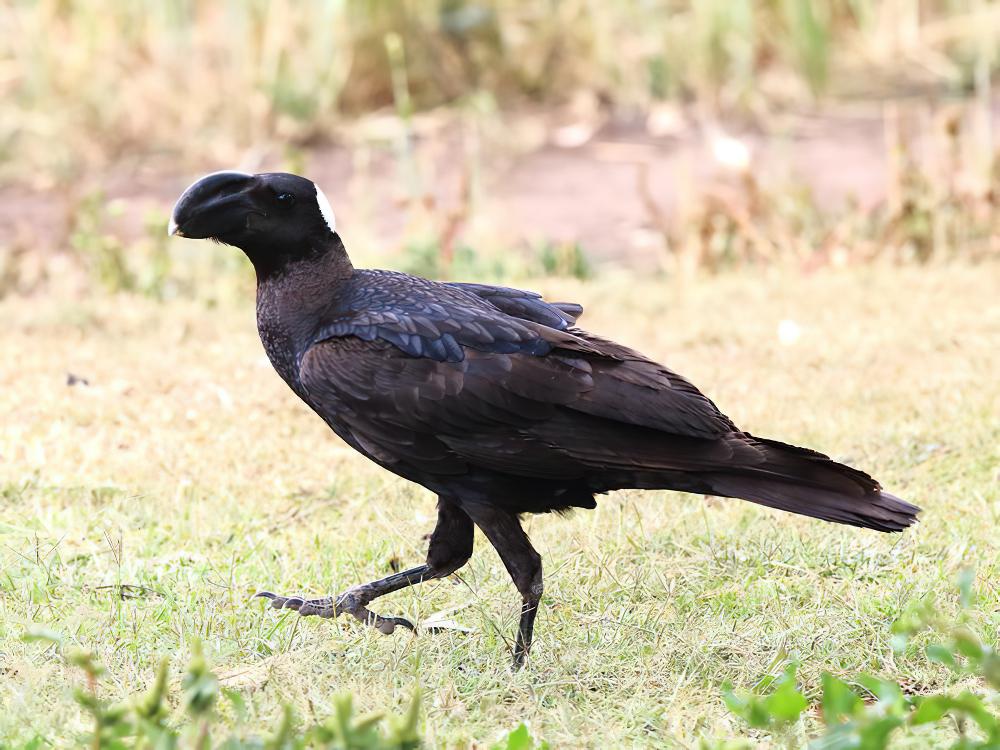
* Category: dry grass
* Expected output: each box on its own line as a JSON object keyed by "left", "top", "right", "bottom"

{"left": 2, "top": 0, "right": 996, "bottom": 186}
{"left": 2, "top": 2, "right": 996, "bottom": 290}
{"left": 1, "top": 262, "right": 998, "bottom": 747}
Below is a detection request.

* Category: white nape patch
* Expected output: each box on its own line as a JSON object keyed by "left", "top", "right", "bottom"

{"left": 314, "top": 183, "right": 336, "bottom": 233}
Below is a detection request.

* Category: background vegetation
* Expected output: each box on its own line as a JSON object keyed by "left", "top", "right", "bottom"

{"left": 3, "top": 0, "right": 997, "bottom": 179}
{"left": 1, "top": 1, "right": 998, "bottom": 747}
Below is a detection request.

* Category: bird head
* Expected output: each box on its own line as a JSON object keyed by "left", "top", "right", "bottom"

{"left": 168, "top": 171, "right": 337, "bottom": 256}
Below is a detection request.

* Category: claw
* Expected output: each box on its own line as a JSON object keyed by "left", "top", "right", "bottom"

{"left": 255, "top": 591, "right": 301, "bottom": 611}
{"left": 255, "top": 587, "right": 413, "bottom": 633}
{"left": 380, "top": 616, "right": 416, "bottom": 634}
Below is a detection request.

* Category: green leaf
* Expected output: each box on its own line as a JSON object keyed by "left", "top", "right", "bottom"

{"left": 855, "top": 675, "right": 904, "bottom": 709}
{"left": 948, "top": 690, "right": 999, "bottom": 735}
{"left": 388, "top": 689, "right": 422, "bottom": 749}
{"left": 222, "top": 687, "right": 248, "bottom": 724}
{"left": 820, "top": 672, "right": 862, "bottom": 724}
{"left": 493, "top": 723, "right": 535, "bottom": 750}
{"left": 181, "top": 640, "right": 218, "bottom": 717}
{"left": 764, "top": 675, "right": 808, "bottom": 723}
{"left": 910, "top": 695, "right": 953, "bottom": 725}
{"left": 925, "top": 644, "right": 957, "bottom": 670}
{"left": 911, "top": 691, "right": 998, "bottom": 736}
{"left": 722, "top": 686, "right": 777, "bottom": 729}
{"left": 952, "top": 628, "right": 985, "bottom": 660}
{"left": 854, "top": 715, "right": 904, "bottom": 749}
{"left": 263, "top": 704, "right": 296, "bottom": 750}
{"left": 809, "top": 723, "right": 864, "bottom": 750}
{"left": 132, "top": 659, "right": 169, "bottom": 722}
{"left": 982, "top": 651, "right": 1000, "bottom": 689}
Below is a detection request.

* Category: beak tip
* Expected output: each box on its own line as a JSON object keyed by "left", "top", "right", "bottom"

{"left": 167, "top": 217, "right": 183, "bottom": 237}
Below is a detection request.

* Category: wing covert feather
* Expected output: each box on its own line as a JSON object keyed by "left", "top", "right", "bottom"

{"left": 299, "top": 331, "right": 744, "bottom": 480}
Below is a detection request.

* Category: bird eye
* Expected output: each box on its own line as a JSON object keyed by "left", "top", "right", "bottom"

{"left": 275, "top": 192, "right": 296, "bottom": 207}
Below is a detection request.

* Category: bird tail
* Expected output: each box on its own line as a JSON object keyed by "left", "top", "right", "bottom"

{"left": 701, "top": 437, "right": 919, "bottom": 532}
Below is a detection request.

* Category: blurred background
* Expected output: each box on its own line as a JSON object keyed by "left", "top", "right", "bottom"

{"left": 0, "top": 0, "right": 997, "bottom": 297}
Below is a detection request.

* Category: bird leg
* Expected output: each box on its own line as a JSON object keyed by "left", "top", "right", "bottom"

{"left": 256, "top": 497, "right": 474, "bottom": 635}
{"left": 462, "top": 504, "right": 543, "bottom": 669}
{"left": 256, "top": 565, "right": 430, "bottom": 633}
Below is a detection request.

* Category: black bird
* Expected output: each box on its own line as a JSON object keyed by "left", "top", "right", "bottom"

{"left": 169, "top": 171, "right": 919, "bottom": 667}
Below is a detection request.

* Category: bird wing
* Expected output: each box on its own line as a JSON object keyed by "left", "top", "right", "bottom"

{"left": 549, "top": 327, "right": 738, "bottom": 438}
{"left": 311, "top": 275, "right": 557, "bottom": 363}
{"left": 446, "top": 282, "right": 583, "bottom": 328}
{"left": 312, "top": 274, "right": 584, "bottom": 363}
{"left": 299, "top": 314, "right": 743, "bottom": 480}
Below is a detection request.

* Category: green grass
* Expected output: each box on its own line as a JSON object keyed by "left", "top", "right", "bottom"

{"left": 1, "top": 264, "right": 998, "bottom": 747}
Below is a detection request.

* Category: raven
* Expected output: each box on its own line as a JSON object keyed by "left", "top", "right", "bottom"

{"left": 169, "top": 171, "right": 919, "bottom": 667}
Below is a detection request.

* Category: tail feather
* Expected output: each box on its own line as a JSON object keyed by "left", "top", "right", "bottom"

{"left": 702, "top": 436, "right": 920, "bottom": 532}
{"left": 621, "top": 435, "right": 921, "bottom": 532}
{"left": 596, "top": 427, "right": 921, "bottom": 531}
{"left": 708, "top": 475, "right": 919, "bottom": 532}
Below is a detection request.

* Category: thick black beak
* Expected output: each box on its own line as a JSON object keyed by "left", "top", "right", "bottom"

{"left": 168, "top": 171, "right": 255, "bottom": 239}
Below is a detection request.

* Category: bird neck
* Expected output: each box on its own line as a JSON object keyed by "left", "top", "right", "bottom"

{"left": 253, "top": 233, "right": 356, "bottom": 319}
{"left": 248, "top": 231, "right": 354, "bottom": 286}
{"left": 253, "top": 232, "right": 356, "bottom": 376}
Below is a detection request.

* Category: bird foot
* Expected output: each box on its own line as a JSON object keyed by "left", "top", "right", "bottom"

{"left": 255, "top": 588, "right": 415, "bottom": 635}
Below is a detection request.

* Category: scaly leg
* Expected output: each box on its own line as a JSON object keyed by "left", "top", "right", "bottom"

{"left": 256, "top": 496, "right": 473, "bottom": 634}
{"left": 461, "top": 503, "right": 543, "bottom": 668}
